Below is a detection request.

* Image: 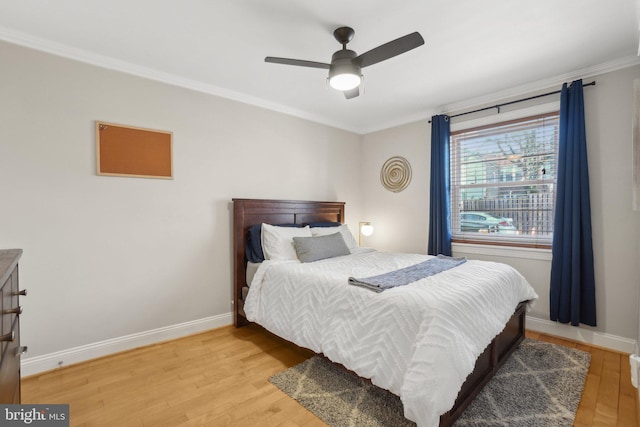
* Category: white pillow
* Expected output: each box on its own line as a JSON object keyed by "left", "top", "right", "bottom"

{"left": 261, "top": 223, "right": 312, "bottom": 260}
{"left": 310, "top": 224, "right": 358, "bottom": 250}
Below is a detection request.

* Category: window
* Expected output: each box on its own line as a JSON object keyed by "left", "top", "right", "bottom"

{"left": 450, "top": 112, "right": 559, "bottom": 247}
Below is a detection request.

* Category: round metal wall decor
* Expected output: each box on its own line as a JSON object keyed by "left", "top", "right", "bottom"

{"left": 380, "top": 156, "right": 412, "bottom": 193}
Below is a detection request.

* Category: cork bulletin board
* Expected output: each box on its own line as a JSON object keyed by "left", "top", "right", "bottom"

{"left": 96, "top": 121, "right": 173, "bottom": 179}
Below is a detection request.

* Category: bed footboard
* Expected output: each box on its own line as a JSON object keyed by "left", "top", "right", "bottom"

{"left": 439, "top": 300, "right": 528, "bottom": 426}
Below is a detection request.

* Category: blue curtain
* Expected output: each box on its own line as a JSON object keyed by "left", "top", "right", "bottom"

{"left": 550, "top": 79, "right": 596, "bottom": 326}
{"left": 428, "top": 115, "right": 452, "bottom": 256}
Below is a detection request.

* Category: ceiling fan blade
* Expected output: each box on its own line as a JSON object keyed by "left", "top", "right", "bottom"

{"left": 355, "top": 32, "right": 424, "bottom": 68}
{"left": 344, "top": 87, "right": 359, "bottom": 99}
{"left": 265, "top": 57, "right": 330, "bottom": 69}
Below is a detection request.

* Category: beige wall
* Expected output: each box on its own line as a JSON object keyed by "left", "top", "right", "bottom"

{"left": 2, "top": 37, "right": 638, "bottom": 369}
{"left": 0, "top": 41, "right": 363, "bottom": 363}
{"left": 362, "top": 65, "right": 640, "bottom": 348}
{"left": 585, "top": 65, "right": 640, "bottom": 345}
{"left": 358, "top": 120, "right": 431, "bottom": 252}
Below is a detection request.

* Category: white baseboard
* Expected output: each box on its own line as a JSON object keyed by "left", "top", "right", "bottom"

{"left": 21, "top": 312, "right": 233, "bottom": 377}
{"left": 21, "top": 313, "right": 635, "bottom": 377}
{"left": 527, "top": 315, "right": 637, "bottom": 354}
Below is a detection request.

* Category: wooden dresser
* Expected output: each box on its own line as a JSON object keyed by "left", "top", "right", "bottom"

{"left": 0, "top": 249, "right": 26, "bottom": 404}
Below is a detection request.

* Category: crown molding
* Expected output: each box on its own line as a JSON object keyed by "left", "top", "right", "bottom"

{"left": 0, "top": 25, "right": 361, "bottom": 134}
{"left": 340, "top": 55, "right": 640, "bottom": 134}
{"left": 359, "top": 108, "right": 436, "bottom": 135}
{"left": 438, "top": 55, "right": 640, "bottom": 116}
{"left": 1, "top": 25, "right": 638, "bottom": 136}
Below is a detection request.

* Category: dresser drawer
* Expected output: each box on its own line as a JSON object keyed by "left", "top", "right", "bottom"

{"left": 1, "top": 266, "right": 20, "bottom": 356}
{"left": 0, "top": 249, "right": 24, "bottom": 405}
{"left": 0, "top": 318, "right": 20, "bottom": 404}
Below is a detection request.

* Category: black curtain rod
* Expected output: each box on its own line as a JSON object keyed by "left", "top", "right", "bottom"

{"left": 428, "top": 81, "right": 596, "bottom": 123}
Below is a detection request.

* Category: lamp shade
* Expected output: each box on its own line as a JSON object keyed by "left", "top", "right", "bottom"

{"left": 358, "top": 221, "right": 374, "bottom": 246}
{"left": 360, "top": 223, "right": 374, "bottom": 236}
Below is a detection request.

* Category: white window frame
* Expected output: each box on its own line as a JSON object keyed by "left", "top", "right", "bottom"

{"left": 449, "top": 102, "right": 560, "bottom": 248}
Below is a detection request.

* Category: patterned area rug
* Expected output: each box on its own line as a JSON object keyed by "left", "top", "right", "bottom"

{"left": 269, "top": 339, "right": 590, "bottom": 427}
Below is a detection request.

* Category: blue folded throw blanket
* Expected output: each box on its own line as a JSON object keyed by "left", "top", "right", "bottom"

{"left": 348, "top": 255, "right": 467, "bottom": 292}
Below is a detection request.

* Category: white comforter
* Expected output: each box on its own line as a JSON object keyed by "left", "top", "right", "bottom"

{"left": 244, "top": 250, "right": 538, "bottom": 426}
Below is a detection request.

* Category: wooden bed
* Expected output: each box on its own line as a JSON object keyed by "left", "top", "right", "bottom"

{"left": 232, "top": 198, "right": 527, "bottom": 427}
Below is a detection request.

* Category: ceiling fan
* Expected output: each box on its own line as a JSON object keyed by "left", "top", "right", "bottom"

{"left": 265, "top": 27, "right": 425, "bottom": 99}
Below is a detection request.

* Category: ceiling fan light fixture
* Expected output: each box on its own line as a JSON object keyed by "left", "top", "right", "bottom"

{"left": 328, "top": 52, "right": 361, "bottom": 91}
{"left": 329, "top": 72, "right": 361, "bottom": 91}
{"left": 265, "top": 26, "right": 424, "bottom": 99}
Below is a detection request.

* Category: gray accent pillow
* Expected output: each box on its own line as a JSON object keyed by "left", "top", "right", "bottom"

{"left": 293, "top": 232, "right": 351, "bottom": 263}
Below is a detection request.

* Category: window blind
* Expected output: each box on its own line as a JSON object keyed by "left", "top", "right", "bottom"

{"left": 450, "top": 112, "right": 559, "bottom": 245}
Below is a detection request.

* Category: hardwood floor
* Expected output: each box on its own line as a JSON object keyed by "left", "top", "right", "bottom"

{"left": 22, "top": 326, "right": 637, "bottom": 426}
{"left": 526, "top": 331, "right": 638, "bottom": 427}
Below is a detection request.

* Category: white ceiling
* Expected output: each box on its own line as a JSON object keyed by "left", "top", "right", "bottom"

{"left": 1, "top": 0, "right": 638, "bottom": 134}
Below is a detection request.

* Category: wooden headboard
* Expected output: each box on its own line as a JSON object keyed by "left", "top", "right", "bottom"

{"left": 232, "top": 199, "right": 346, "bottom": 326}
